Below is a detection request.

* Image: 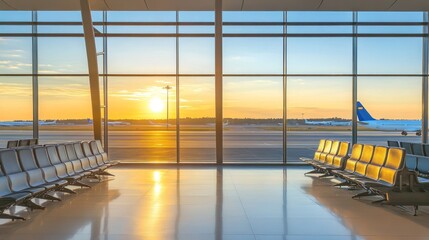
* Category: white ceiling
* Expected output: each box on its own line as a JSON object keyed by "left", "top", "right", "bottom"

{"left": 1, "top": 0, "right": 429, "bottom": 11}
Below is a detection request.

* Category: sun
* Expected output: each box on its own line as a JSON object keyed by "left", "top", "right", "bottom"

{"left": 149, "top": 97, "right": 164, "bottom": 113}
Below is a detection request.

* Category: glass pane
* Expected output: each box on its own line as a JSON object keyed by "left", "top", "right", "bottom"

{"left": 224, "top": 25, "right": 283, "bottom": 34}
{"left": 108, "top": 11, "right": 176, "bottom": 22}
{"left": 358, "top": 37, "right": 423, "bottom": 74}
{"left": 179, "top": 37, "right": 214, "bottom": 74}
{"left": 224, "top": 11, "right": 283, "bottom": 22}
{"left": 224, "top": 38, "right": 283, "bottom": 74}
{"left": 38, "top": 37, "right": 88, "bottom": 74}
{"left": 179, "top": 11, "right": 214, "bottom": 22}
{"left": 357, "top": 77, "right": 421, "bottom": 145}
{"left": 179, "top": 77, "right": 215, "bottom": 163}
{"left": 0, "top": 77, "right": 33, "bottom": 147}
{"left": 108, "top": 38, "right": 176, "bottom": 74}
{"left": 108, "top": 77, "right": 177, "bottom": 162}
{"left": 287, "top": 77, "right": 352, "bottom": 162}
{"left": 288, "top": 12, "right": 352, "bottom": 22}
{"left": 0, "top": 37, "right": 32, "bottom": 74}
{"left": 224, "top": 77, "right": 283, "bottom": 163}
{"left": 0, "top": 11, "right": 31, "bottom": 21}
{"left": 287, "top": 38, "right": 352, "bottom": 74}
{"left": 358, "top": 12, "right": 424, "bottom": 22}
{"left": 107, "top": 26, "right": 176, "bottom": 34}
{"left": 38, "top": 11, "right": 82, "bottom": 22}
{"left": 38, "top": 77, "right": 93, "bottom": 144}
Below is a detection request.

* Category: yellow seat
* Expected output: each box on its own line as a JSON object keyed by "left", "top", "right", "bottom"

{"left": 332, "top": 142, "right": 350, "bottom": 168}
{"left": 323, "top": 141, "right": 340, "bottom": 165}
{"left": 318, "top": 140, "right": 333, "bottom": 163}
{"left": 314, "top": 139, "right": 327, "bottom": 161}
{"left": 378, "top": 148, "right": 405, "bottom": 185}
{"left": 343, "top": 144, "right": 363, "bottom": 173}
{"left": 354, "top": 145, "right": 375, "bottom": 176}
{"left": 364, "top": 146, "right": 388, "bottom": 180}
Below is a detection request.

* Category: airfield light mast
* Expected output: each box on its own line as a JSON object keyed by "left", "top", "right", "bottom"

{"left": 164, "top": 85, "right": 172, "bottom": 129}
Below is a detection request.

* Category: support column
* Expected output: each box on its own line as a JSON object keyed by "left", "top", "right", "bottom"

{"left": 32, "top": 11, "right": 39, "bottom": 139}
{"left": 215, "top": 0, "right": 223, "bottom": 164}
{"left": 176, "top": 11, "right": 180, "bottom": 163}
{"left": 422, "top": 12, "right": 429, "bottom": 143}
{"left": 80, "top": 0, "right": 102, "bottom": 140}
{"left": 102, "top": 11, "right": 109, "bottom": 151}
{"left": 283, "top": 11, "right": 287, "bottom": 164}
{"left": 352, "top": 12, "right": 358, "bottom": 145}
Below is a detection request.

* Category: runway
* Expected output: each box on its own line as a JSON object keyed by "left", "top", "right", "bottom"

{"left": 0, "top": 129, "right": 421, "bottom": 163}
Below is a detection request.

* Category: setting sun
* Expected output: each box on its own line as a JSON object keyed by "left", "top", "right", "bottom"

{"left": 149, "top": 97, "right": 164, "bottom": 113}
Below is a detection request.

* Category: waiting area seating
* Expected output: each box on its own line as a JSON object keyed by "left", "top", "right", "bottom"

{"left": 0, "top": 140, "right": 118, "bottom": 221}
{"left": 7, "top": 139, "right": 38, "bottom": 148}
{"left": 302, "top": 139, "right": 429, "bottom": 215}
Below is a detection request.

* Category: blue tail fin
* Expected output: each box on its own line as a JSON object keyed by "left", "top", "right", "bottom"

{"left": 357, "top": 101, "right": 376, "bottom": 121}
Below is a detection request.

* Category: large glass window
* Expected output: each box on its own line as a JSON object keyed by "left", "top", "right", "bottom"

{"left": 0, "top": 77, "right": 33, "bottom": 147}
{"left": 357, "top": 77, "right": 421, "bottom": 145}
{"left": 108, "top": 77, "right": 177, "bottom": 162}
{"left": 1, "top": 10, "right": 428, "bottom": 163}
{"left": 108, "top": 38, "right": 176, "bottom": 74}
{"left": 287, "top": 77, "right": 352, "bottom": 162}
{"left": 38, "top": 77, "right": 93, "bottom": 144}
{"left": 224, "top": 77, "right": 283, "bottom": 163}
{"left": 179, "top": 77, "right": 215, "bottom": 163}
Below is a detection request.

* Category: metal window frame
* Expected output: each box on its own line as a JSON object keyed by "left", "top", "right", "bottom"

{"left": 2, "top": 10, "right": 429, "bottom": 163}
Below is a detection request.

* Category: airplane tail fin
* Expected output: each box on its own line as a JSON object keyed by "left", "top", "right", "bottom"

{"left": 87, "top": 118, "right": 93, "bottom": 124}
{"left": 357, "top": 101, "right": 376, "bottom": 121}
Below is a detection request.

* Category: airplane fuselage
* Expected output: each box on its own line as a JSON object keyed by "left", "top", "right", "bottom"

{"left": 359, "top": 120, "right": 421, "bottom": 132}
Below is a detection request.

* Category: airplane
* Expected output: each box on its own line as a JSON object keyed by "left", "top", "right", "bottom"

{"left": 304, "top": 119, "right": 351, "bottom": 126}
{"left": 357, "top": 101, "right": 421, "bottom": 136}
{"left": 0, "top": 120, "right": 57, "bottom": 126}
{"left": 87, "top": 118, "right": 130, "bottom": 126}
{"left": 304, "top": 119, "right": 334, "bottom": 126}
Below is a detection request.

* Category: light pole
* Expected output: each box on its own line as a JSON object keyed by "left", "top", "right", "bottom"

{"left": 164, "top": 85, "right": 172, "bottom": 129}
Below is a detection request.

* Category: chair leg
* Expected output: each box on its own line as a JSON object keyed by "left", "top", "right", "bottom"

{"left": 57, "top": 187, "right": 76, "bottom": 194}
{"left": 335, "top": 181, "right": 350, "bottom": 188}
{"left": 72, "top": 181, "right": 91, "bottom": 188}
{"left": 39, "top": 194, "right": 61, "bottom": 202}
{"left": 372, "top": 199, "right": 386, "bottom": 204}
{"left": 20, "top": 200, "right": 45, "bottom": 210}
{"left": 0, "top": 212, "right": 25, "bottom": 221}
{"left": 318, "top": 172, "right": 331, "bottom": 178}
{"left": 414, "top": 205, "right": 419, "bottom": 216}
{"left": 304, "top": 169, "right": 320, "bottom": 175}
{"left": 97, "top": 171, "right": 115, "bottom": 177}
{"left": 352, "top": 191, "right": 375, "bottom": 199}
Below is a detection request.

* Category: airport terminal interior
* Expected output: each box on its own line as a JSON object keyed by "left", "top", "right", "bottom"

{"left": 2, "top": 0, "right": 429, "bottom": 239}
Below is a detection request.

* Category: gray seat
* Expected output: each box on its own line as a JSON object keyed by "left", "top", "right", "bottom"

{"left": 93, "top": 140, "right": 119, "bottom": 166}
{"left": 16, "top": 148, "right": 59, "bottom": 191}
{"left": 400, "top": 142, "right": 413, "bottom": 154}
{"left": 6, "top": 140, "right": 19, "bottom": 148}
{"left": 18, "top": 139, "right": 30, "bottom": 147}
{"left": 0, "top": 149, "right": 46, "bottom": 197}
{"left": 29, "top": 147, "right": 69, "bottom": 188}
{"left": 29, "top": 139, "right": 38, "bottom": 146}
{"left": 74, "top": 143, "right": 107, "bottom": 171}
{"left": 411, "top": 143, "right": 424, "bottom": 156}
{"left": 80, "top": 142, "right": 104, "bottom": 171}
{"left": 0, "top": 169, "right": 31, "bottom": 220}
{"left": 59, "top": 144, "right": 94, "bottom": 176}
{"left": 46, "top": 145, "right": 81, "bottom": 179}
{"left": 65, "top": 143, "right": 99, "bottom": 174}
{"left": 44, "top": 146, "right": 90, "bottom": 188}
{"left": 387, "top": 141, "right": 399, "bottom": 147}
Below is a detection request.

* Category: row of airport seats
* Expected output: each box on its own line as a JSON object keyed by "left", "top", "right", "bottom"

{"left": 302, "top": 139, "right": 429, "bottom": 215}
{"left": 388, "top": 141, "right": 429, "bottom": 179}
{"left": 7, "top": 139, "right": 38, "bottom": 148}
{"left": 0, "top": 140, "right": 118, "bottom": 221}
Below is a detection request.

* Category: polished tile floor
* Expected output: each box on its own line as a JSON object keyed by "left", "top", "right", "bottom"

{"left": 0, "top": 166, "right": 429, "bottom": 240}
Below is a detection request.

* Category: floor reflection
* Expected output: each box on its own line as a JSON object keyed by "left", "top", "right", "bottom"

{"left": 0, "top": 166, "right": 428, "bottom": 240}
